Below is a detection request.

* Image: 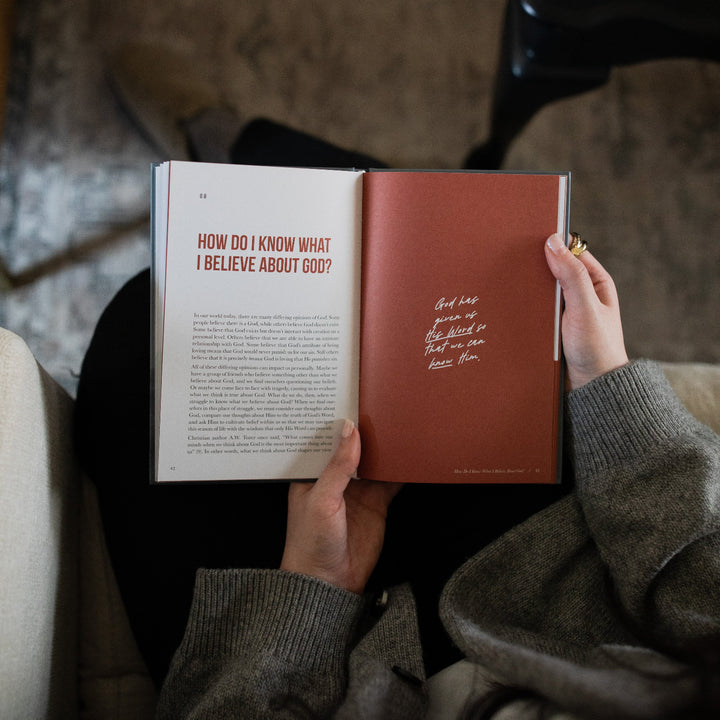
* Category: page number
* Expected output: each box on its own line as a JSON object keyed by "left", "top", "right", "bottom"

{"left": 199, "top": 193, "right": 207, "bottom": 199}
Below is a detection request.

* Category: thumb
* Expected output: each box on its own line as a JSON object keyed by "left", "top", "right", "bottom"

{"left": 313, "top": 419, "right": 361, "bottom": 500}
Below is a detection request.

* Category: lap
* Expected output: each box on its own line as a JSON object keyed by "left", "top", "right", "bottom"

{"left": 75, "top": 269, "right": 570, "bottom": 679}
{"left": 74, "top": 121, "right": 571, "bottom": 681}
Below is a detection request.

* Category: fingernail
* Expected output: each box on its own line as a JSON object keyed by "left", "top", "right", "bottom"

{"left": 546, "top": 233, "right": 566, "bottom": 254}
{"left": 341, "top": 419, "right": 355, "bottom": 438}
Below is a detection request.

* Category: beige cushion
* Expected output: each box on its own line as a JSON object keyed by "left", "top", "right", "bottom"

{"left": 0, "top": 327, "right": 155, "bottom": 719}
{"left": 0, "top": 327, "right": 79, "bottom": 719}
{"left": 661, "top": 362, "right": 720, "bottom": 435}
{"left": 78, "top": 477, "right": 157, "bottom": 720}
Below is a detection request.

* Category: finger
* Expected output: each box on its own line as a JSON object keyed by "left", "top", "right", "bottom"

{"left": 574, "top": 250, "right": 620, "bottom": 309}
{"left": 384, "top": 481, "right": 404, "bottom": 502}
{"left": 377, "top": 480, "right": 403, "bottom": 514}
{"left": 314, "top": 419, "right": 361, "bottom": 500}
{"left": 544, "top": 233, "right": 598, "bottom": 309}
{"left": 347, "top": 477, "right": 403, "bottom": 514}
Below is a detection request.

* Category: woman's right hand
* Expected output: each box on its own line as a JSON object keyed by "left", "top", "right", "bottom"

{"left": 545, "top": 233, "right": 629, "bottom": 390}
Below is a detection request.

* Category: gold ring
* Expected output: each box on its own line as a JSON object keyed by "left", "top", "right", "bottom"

{"left": 569, "top": 232, "right": 588, "bottom": 256}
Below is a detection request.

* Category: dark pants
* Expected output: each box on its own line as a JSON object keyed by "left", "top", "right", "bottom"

{"left": 74, "top": 119, "right": 571, "bottom": 684}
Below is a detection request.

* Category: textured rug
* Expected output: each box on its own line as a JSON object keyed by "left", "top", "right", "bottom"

{"left": 1, "top": 0, "right": 719, "bottom": 395}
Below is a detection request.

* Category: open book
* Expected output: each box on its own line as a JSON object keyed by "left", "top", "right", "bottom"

{"left": 152, "top": 162, "right": 569, "bottom": 484}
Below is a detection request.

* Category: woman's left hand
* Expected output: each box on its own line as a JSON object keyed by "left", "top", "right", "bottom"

{"left": 280, "top": 420, "right": 402, "bottom": 594}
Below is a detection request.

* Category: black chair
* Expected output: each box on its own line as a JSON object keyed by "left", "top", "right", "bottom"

{"left": 465, "top": 0, "right": 720, "bottom": 169}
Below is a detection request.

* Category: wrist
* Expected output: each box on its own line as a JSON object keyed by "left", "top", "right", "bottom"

{"left": 280, "top": 550, "right": 363, "bottom": 594}
{"left": 568, "top": 357, "right": 630, "bottom": 391}
{"left": 567, "top": 350, "right": 629, "bottom": 390}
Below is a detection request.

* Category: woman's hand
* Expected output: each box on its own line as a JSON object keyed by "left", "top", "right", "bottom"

{"left": 280, "top": 420, "right": 401, "bottom": 594}
{"left": 545, "top": 233, "right": 629, "bottom": 390}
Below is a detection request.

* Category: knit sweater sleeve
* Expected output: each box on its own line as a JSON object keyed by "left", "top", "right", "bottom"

{"left": 567, "top": 359, "right": 720, "bottom": 643}
{"left": 155, "top": 568, "right": 426, "bottom": 719}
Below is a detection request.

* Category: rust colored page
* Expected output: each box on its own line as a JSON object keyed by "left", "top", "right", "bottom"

{"left": 358, "top": 171, "right": 568, "bottom": 484}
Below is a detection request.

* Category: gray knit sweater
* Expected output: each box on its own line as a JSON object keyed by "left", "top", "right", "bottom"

{"left": 156, "top": 361, "right": 720, "bottom": 719}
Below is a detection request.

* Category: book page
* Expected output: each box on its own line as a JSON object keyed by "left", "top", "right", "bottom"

{"left": 154, "top": 162, "right": 362, "bottom": 482}
{"left": 359, "top": 171, "right": 568, "bottom": 484}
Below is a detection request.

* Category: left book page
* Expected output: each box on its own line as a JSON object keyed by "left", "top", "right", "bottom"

{"left": 152, "top": 162, "right": 363, "bottom": 483}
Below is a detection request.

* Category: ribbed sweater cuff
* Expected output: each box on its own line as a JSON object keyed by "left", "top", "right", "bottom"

{"left": 177, "top": 568, "right": 366, "bottom": 673}
{"left": 566, "top": 360, "right": 689, "bottom": 478}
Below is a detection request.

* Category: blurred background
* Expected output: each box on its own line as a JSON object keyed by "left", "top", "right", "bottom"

{"left": 1, "top": 0, "right": 718, "bottom": 395}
